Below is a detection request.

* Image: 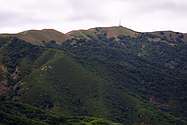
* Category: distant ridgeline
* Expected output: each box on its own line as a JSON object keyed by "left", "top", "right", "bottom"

{"left": 0, "top": 26, "right": 187, "bottom": 125}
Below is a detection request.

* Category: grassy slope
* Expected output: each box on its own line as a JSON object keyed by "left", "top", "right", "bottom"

{"left": 0, "top": 29, "right": 66, "bottom": 45}
{"left": 0, "top": 30, "right": 186, "bottom": 125}
{"left": 18, "top": 49, "right": 107, "bottom": 116}
{"left": 0, "top": 101, "right": 119, "bottom": 125}
{"left": 66, "top": 26, "right": 139, "bottom": 40}
{"left": 61, "top": 31, "right": 187, "bottom": 124}
{"left": 15, "top": 48, "right": 186, "bottom": 125}
{"left": 0, "top": 38, "right": 120, "bottom": 125}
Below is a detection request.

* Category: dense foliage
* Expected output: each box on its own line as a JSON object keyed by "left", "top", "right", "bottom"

{"left": 0, "top": 28, "right": 187, "bottom": 125}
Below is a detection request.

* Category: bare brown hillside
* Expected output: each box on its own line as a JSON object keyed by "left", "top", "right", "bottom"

{"left": 0, "top": 27, "right": 186, "bottom": 45}
{"left": 67, "top": 26, "right": 139, "bottom": 39}
{"left": 0, "top": 29, "right": 67, "bottom": 45}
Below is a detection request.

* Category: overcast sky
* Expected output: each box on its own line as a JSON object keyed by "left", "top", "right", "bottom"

{"left": 0, "top": 0, "right": 187, "bottom": 33}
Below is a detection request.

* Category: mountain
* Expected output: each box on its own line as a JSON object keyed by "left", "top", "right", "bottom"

{"left": 149, "top": 31, "right": 187, "bottom": 43}
{"left": 0, "top": 26, "right": 187, "bottom": 125}
{"left": 1, "top": 29, "right": 67, "bottom": 45}
{"left": 67, "top": 26, "right": 139, "bottom": 39}
{"left": 0, "top": 101, "right": 120, "bottom": 125}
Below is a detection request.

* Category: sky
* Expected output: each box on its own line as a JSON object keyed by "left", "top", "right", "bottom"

{"left": 0, "top": 0, "right": 187, "bottom": 33}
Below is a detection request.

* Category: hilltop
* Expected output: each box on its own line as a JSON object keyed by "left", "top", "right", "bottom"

{"left": 0, "top": 26, "right": 187, "bottom": 125}
{"left": 0, "top": 29, "right": 66, "bottom": 45}
{"left": 1, "top": 26, "right": 187, "bottom": 45}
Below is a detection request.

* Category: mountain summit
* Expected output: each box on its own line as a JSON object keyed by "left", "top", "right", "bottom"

{"left": 1, "top": 26, "right": 187, "bottom": 44}
{"left": 0, "top": 26, "right": 187, "bottom": 125}
{"left": 1, "top": 29, "right": 66, "bottom": 45}
{"left": 17, "top": 29, "right": 67, "bottom": 44}
{"left": 67, "top": 26, "right": 139, "bottom": 39}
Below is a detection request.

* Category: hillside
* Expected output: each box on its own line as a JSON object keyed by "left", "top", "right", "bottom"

{"left": 0, "top": 26, "right": 187, "bottom": 125}
{"left": 149, "top": 31, "right": 187, "bottom": 43}
{"left": 0, "top": 29, "right": 67, "bottom": 45}
{"left": 0, "top": 101, "right": 120, "bottom": 125}
{"left": 67, "top": 26, "right": 139, "bottom": 39}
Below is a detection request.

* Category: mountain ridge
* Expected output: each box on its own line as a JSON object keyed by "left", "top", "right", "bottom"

{"left": 0, "top": 26, "right": 187, "bottom": 125}
{"left": 1, "top": 26, "right": 187, "bottom": 45}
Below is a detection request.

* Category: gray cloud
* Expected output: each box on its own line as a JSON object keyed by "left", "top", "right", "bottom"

{"left": 0, "top": 0, "right": 186, "bottom": 33}
{"left": 132, "top": 0, "right": 187, "bottom": 14}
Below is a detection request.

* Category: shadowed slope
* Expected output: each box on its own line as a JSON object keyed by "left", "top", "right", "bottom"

{"left": 0, "top": 26, "right": 187, "bottom": 125}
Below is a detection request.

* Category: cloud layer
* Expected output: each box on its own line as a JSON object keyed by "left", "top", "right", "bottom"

{"left": 0, "top": 0, "right": 186, "bottom": 33}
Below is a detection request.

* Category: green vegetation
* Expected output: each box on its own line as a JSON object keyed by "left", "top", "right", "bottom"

{"left": 0, "top": 101, "right": 119, "bottom": 125}
{"left": 0, "top": 27, "right": 187, "bottom": 125}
